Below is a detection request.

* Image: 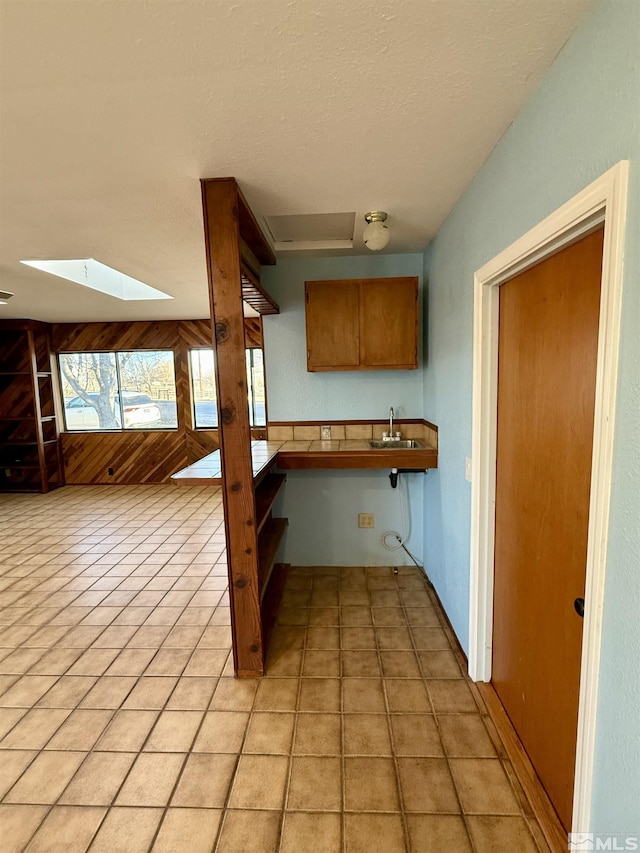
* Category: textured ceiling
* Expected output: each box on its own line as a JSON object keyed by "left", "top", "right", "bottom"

{"left": 0, "top": 0, "right": 591, "bottom": 322}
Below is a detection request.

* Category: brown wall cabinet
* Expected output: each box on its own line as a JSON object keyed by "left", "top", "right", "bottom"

{"left": 305, "top": 276, "right": 419, "bottom": 371}
{"left": 0, "top": 320, "right": 64, "bottom": 493}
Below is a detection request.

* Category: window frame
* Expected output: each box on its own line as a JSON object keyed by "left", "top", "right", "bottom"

{"left": 57, "top": 349, "right": 179, "bottom": 433}
{"left": 189, "top": 346, "right": 267, "bottom": 430}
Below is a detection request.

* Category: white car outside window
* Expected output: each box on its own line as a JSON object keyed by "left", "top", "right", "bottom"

{"left": 64, "top": 393, "right": 162, "bottom": 430}
{"left": 119, "top": 393, "right": 162, "bottom": 428}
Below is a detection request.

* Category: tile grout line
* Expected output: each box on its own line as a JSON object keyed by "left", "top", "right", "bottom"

{"left": 143, "top": 647, "right": 232, "bottom": 853}
{"left": 0, "top": 492, "right": 168, "bottom": 848}
{"left": 17, "top": 645, "right": 213, "bottom": 841}
{"left": 377, "top": 569, "right": 415, "bottom": 853}
{"left": 275, "top": 574, "right": 309, "bottom": 853}
{"left": 78, "top": 516, "right": 228, "bottom": 851}
{"left": 0, "top": 489, "right": 551, "bottom": 852}
{"left": 406, "top": 571, "right": 479, "bottom": 853}
{"left": 211, "top": 647, "right": 262, "bottom": 853}
{"left": 0, "top": 488, "right": 226, "bottom": 852}
{"left": 427, "top": 581, "right": 548, "bottom": 850}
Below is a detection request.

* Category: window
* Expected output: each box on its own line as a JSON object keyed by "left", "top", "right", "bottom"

{"left": 189, "top": 348, "right": 266, "bottom": 428}
{"left": 246, "top": 348, "right": 266, "bottom": 427}
{"left": 59, "top": 351, "right": 178, "bottom": 431}
{"left": 189, "top": 349, "right": 217, "bottom": 428}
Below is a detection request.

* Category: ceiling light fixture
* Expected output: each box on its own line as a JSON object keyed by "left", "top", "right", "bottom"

{"left": 363, "top": 211, "right": 390, "bottom": 251}
{"left": 0, "top": 290, "right": 14, "bottom": 305}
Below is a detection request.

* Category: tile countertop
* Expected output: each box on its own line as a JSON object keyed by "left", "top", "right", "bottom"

{"left": 171, "top": 439, "right": 438, "bottom": 486}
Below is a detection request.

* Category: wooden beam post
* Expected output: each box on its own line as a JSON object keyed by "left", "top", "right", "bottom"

{"left": 201, "top": 178, "right": 263, "bottom": 676}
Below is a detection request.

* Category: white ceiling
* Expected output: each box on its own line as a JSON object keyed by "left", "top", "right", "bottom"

{"left": 0, "top": 0, "right": 591, "bottom": 323}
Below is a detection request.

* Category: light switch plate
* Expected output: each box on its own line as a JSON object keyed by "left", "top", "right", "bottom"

{"left": 465, "top": 457, "right": 472, "bottom": 482}
{"left": 321, "top": 425, "right": 332, "bottom": 440}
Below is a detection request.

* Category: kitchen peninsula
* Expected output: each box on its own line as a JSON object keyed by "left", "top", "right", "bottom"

{"left": 171, "top": 435, "right": 438, "bottom": 485}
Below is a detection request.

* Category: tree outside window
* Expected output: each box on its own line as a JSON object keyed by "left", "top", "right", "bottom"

{"left": 59, "top": 351, "right": 178, "bottom": 431}
{"left": 60, "top": 352, "right": 120, "bottom": 429}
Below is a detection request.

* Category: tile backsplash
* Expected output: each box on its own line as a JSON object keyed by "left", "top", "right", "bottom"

{"left": 267, "top": 420, "right": 438, "bottom": 449}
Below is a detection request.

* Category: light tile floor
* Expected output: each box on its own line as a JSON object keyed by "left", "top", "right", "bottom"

{"left": 0, "top": 486, "right": 550, "bottom": 852}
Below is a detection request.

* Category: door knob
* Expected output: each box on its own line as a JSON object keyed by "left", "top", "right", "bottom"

{"left": 574, "top": 597, "right": 585, "bottom": 618}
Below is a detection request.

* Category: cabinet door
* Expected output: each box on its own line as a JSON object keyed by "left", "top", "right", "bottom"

{"left": 305, "top": 279, "right": 360, "bottom": 371}
{"left": 359, "top": 277, "right": 418, "bottom": 369}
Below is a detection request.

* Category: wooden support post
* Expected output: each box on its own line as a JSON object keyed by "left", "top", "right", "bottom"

{"left": 201, "top": 178, "right": 263, "bottom": 676}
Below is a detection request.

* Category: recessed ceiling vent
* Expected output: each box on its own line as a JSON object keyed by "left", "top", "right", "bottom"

{"left": 263, "top": 212, "right": 355, "bottom": 252}
{"left": 0, "top": 290, "right": 14, "bottom": 304}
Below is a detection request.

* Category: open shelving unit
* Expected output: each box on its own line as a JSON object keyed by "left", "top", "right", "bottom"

{"left": 255, "top": 472, "right": 288, "bottom": 603}
{"left": 255, "top": 473, "right": 288, "bottom": 651}
{"left": 258, "top": 517, "right": 288, "bottom": 600}
{"left": 0, "top": 320, "right": 64, "bottom": 493}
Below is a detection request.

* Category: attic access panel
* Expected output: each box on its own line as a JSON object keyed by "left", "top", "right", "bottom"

{"left": 264, "top": 212, "right": 356, "bottom": 251}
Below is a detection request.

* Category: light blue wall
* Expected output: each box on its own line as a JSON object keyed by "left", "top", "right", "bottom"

{"left": 262, "top": 253, "right": 426, "bottom": 567}
{"left": 274, "top": 470, "right": 424, "bottom": 567}
{"left": 262, "top": 254, "right": 423, "bottom": 421}
{"left": 422, "top": 0, "right": 639, "bottom": 834}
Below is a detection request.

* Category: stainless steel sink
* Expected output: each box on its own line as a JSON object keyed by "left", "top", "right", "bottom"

{"left": 368, "top": 439, "right": 425, "bottom": 449}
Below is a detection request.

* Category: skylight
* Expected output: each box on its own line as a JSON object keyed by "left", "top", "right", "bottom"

{"left": 20, "top": 259, "right": 172, "bottom": 301}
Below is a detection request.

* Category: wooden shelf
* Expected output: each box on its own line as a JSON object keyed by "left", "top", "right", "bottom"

{"left": 258, "top": 517, "right": 288, "bottom": 602}
{"left": 0, "top": 321, "right": 63, "bottom": 493}
{"left": 254, "top": 473, "right": 286, "bottom": 535}
{"left": 0, "top": 484, "right": 42, "bottom": 493}
{"left": 0, "top": 466, "right": 43, "bottom": 487}
{"left": 260, "top": 562, "right": 289, "bottom": 660}
{"left": 1, "top": 443, "right": 41, "bottom": 467}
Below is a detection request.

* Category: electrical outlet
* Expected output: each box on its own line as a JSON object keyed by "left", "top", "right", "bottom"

{"left": 358, "top": 513, "right": 375, "bottom": 529}
{"left": 465, "top": 457, "right": 472, "bottom": 483}
{"left": 321, "top": 425, "right": 332, "bottom": 440}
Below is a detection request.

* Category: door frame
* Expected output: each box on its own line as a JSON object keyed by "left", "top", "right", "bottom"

{"left": 468, "top": 161, "right": 629, "bottom": 832}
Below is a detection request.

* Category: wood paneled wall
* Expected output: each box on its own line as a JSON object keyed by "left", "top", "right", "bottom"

{"left": 51, "top": 318, "right": 264, "bottom": 485}
{"left": 62, "top": 431, "right": 188, "bottom": 485}
{"left": 52, "top": 321, "right": 181, "bottom": 353}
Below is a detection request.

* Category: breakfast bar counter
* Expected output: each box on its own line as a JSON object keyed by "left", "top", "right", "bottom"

{"left": 171, "top": 439, "right": 438, "bottom": 486}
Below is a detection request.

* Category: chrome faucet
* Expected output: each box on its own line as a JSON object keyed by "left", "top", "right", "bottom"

{"left": 383, "top": 407, "right": 399, "bottom": 441}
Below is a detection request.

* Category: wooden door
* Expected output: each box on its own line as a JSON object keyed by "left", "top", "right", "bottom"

{"left": 359, "top": 277, "right": 418, "bottom": 369}
{"left": 492, "top": 227, "right": 604, "bottom": 831}
{"left": 305, "top": 279, "right": 360, "bottom": 371}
